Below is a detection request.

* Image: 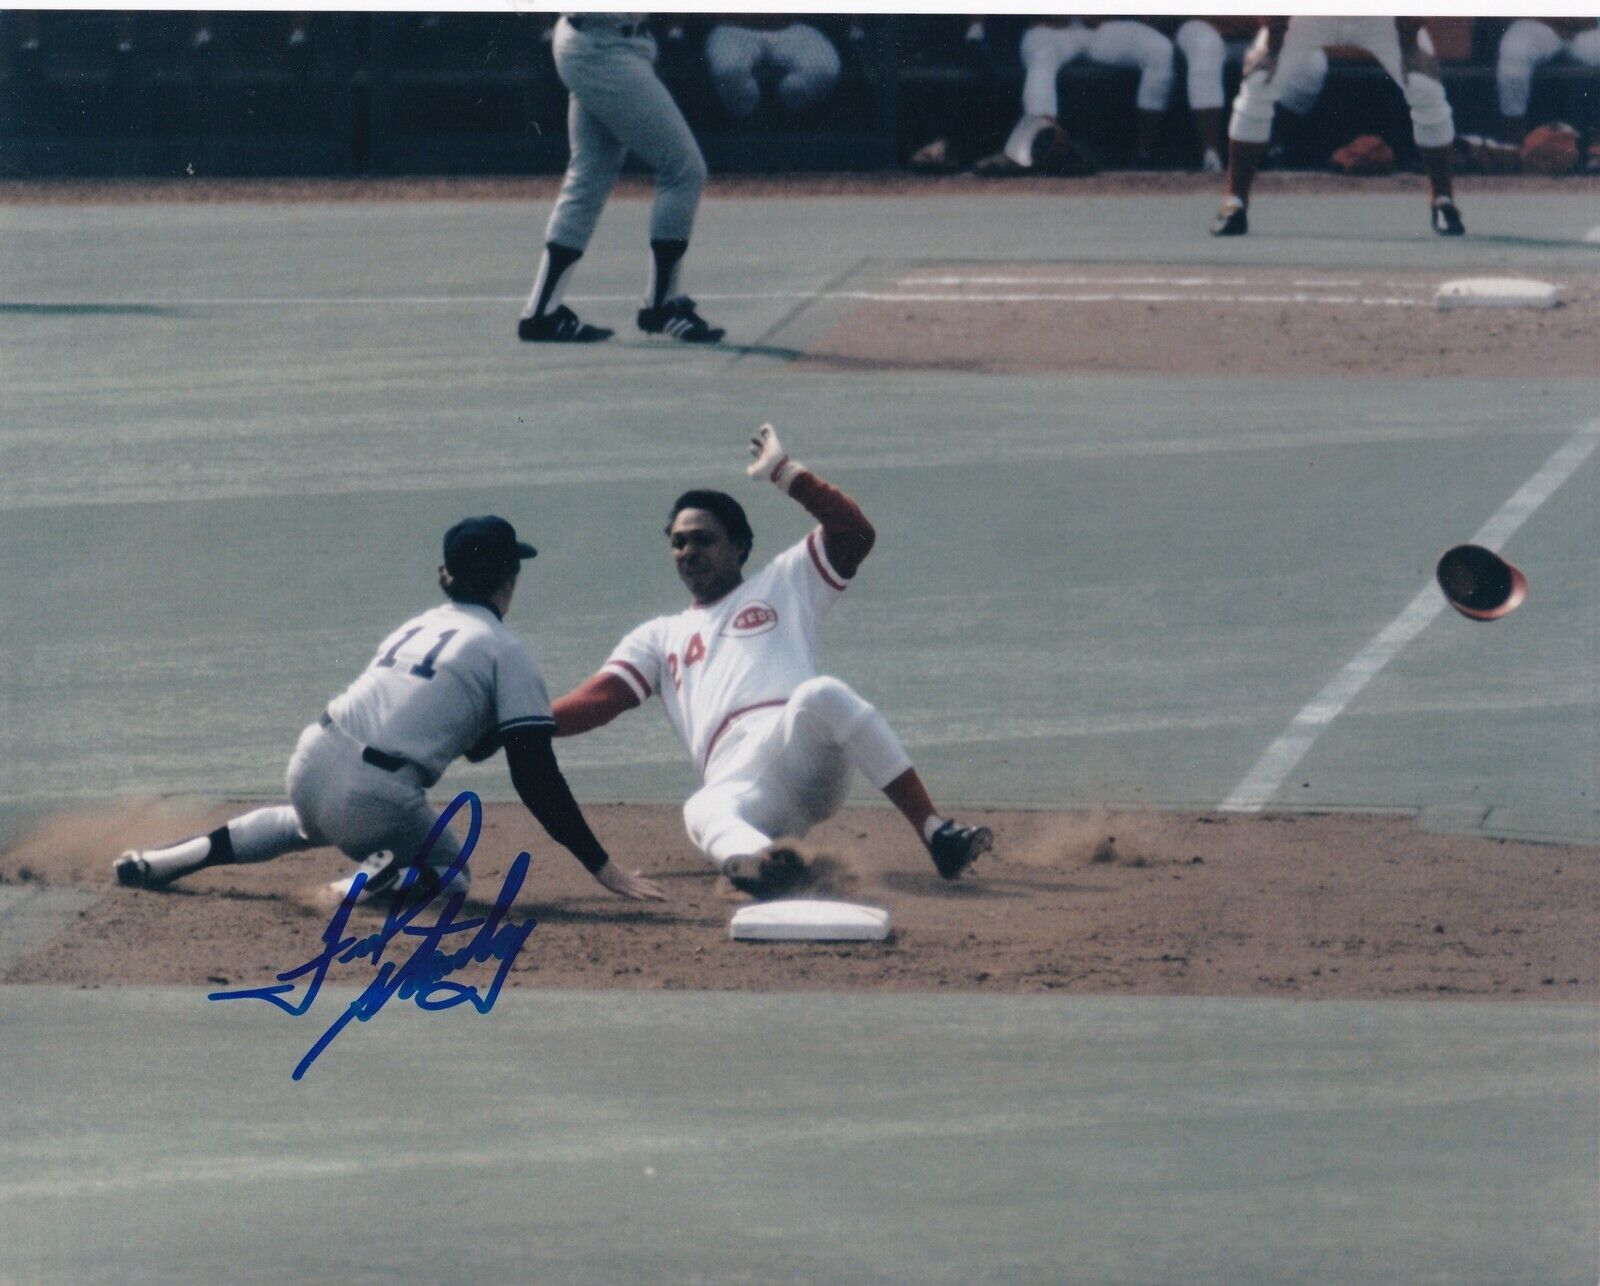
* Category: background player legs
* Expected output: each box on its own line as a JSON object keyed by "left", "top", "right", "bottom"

{"left": 1087, "top": 21, "right": 1174, "bottom": 166}
{"left": 770, "top": 24, "right": 841, "bottom": 116}
{"left": 705, "top": 25, "right": 765, "bottom": 120}
{"left": 1369, "top": 22, "right": 1461, "bottom": 226}
{"left": 1496, "top": 19, "right": 1564, "bottom": 143}
{"left": 521, "top": 97, "right": 626, "bottom": 337}
{"left": 522, "top": 21, "right": 714, "bottom": 342}
{"left": 1018, "top": 26, "right": 1084, "bottom": 123}
{"left": 1175, "top": 20, "right": 1226, "bottom": 171}
{"left": 557, "top": 41, "right": 707, "bottom": 308}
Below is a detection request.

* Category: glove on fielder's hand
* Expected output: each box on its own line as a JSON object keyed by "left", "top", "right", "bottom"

{"left": 747, "top": 423, "right": 805, "bottom": 491}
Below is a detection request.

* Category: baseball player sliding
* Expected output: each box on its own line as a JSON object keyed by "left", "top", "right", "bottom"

{"left": 1211, "top": 16, "right": 1465, "bottom": 237}
{"left": 519, "top": 12, "right": 724, "bottom": 345}
{"left": 551, "top": 424, "right": 993, "bottom": 898}
{"left": 113, "top": 517, "right": 665, "bottom": 906}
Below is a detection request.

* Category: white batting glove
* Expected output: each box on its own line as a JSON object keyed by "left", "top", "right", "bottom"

{"left": 746, "top": 423, "right": 805, "bottom": 491}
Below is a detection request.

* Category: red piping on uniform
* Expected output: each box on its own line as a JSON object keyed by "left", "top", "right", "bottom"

{"left": 806, "top": 531, "right": 847, "bottom": 591}
{"left": 701, "top": 698, "right": 789, "bottom": 773}
{"left": 608, "top": 659, "right": 652, "bottom": 699}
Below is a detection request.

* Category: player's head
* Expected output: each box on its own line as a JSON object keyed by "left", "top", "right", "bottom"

{"left": 666, "top": 490, "right": 752, "bottom": 602}
{"left": 438, "top": 515, "right": 536, "bottom": 611}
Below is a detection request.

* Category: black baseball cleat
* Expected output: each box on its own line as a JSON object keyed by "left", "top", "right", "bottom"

{"left": 928, "top": 822, "right": 992, "bottom": 880}
{"left": 637, "top": 296, "right": 725, "bottom": 344}
{"left": 1210, "top": 202, "right": 1248, "bottom": 237}
{"left": 326, "top": 849, "right": 469, "bottom": 910}
{"left": 518, "top": 305, "right": 613, "bottom": 343}
{"left": 113, "top": 851, "right": 158, "bottom": 888}
{"left": 1431, "top": 198, "right": 1465, "bottom": 237}
{"left": 725, "top": 846, "right": 809, "bottom": 899}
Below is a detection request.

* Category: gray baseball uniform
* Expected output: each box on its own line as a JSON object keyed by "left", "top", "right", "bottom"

{"left": 112, "top": 517, "right": 660, "bottom": 906}
{"left": 520, "top": 13, "right": 722, "bottom": 343}
{"left": 544, "top": 13, "right": 705, "bottom": 251}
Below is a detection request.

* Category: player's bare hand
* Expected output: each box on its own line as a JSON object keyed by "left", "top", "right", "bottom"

{"left": 593, "top": 859, "right": 667, "bottom": 901}
{"left": 746, "top": 422, "right": 788, "bottom": 480}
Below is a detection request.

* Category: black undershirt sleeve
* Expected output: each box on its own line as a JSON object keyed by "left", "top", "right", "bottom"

{"left": 502, "top": 726, "right": 610, "bottom": 875}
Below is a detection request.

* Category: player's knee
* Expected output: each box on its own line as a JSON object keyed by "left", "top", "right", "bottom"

{"left": 681, "top": 791, "right": 719, "bottom": 851}
{"left": 1276, "top": 54, "right": 1327, "bottom": 116}
{"left": 1228, "top": 74, "right": 1276, "bottom": 144}
{"left": 1405, "top": 74, "right": 1454, "bottom": 147}
{"left": 1494, "top": 61, "right": 1535, "bottom": 117}
{"left": 791, "top": 675, "right": 871, "bottom": 737}
{"left": 662, "top": 145, "right": 708, "bottom": 196}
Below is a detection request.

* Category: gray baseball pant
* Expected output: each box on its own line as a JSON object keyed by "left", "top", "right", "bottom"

{"left": 545, "top": 18, "right": 706, "bottom": 250}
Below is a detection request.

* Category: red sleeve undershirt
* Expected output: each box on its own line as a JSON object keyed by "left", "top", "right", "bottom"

{"left": 789, "top": 470, "right": 876, "bottom": 579}
{"left": 553, "top": 671, "right": 640, "bottom": 737}
{"left": 553, "top": 471, "right": 872, "bottom": 735}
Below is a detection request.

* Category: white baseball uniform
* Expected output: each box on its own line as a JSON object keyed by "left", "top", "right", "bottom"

{"left": 198, "top": 601, "right": 556, "bottom": 890}
{"left": 600, "top": 532, "right": 912, "bottom": 866}
{"left": 1021, "top": 18, "right": 1176, "bottom": 119}
{"left": 1497, "top": 19, "right": 1600, "bottom": 119}
{"left": 705, "top": 21, "right": 842, "bottom": 119}
{"left": 1229, "top": 18, "right": 1454, "bottom": 149}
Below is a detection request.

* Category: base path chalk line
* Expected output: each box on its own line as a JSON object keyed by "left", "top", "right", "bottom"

{"left": 1219, "top": 420, "right": 1600, "bottom": 813}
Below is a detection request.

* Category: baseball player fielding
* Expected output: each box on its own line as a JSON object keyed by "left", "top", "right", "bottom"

{"left": 113, "top": 516, "right": 666, "bottom": 907}
{"left": 1211, "top": 17, "right": 1465, "bottom": 237}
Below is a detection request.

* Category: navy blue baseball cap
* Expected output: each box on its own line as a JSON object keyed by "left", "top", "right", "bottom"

{"left": 443, "top": 516, "right": 537, "bottom": 577}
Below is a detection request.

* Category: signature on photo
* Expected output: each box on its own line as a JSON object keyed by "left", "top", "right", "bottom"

{"left": 208, "top": 791, "right": 537, "bottom": 1080}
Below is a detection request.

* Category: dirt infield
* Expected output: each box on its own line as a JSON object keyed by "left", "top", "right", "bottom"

{"left": 3, "top": 800, "right": 1594, "bottom": 1000}
{"left": 802, "top": 263, "right": 1600, "bottom": 380}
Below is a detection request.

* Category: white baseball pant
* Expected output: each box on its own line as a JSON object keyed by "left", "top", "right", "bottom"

{"left": 1497, "top": 20, "right": 1600, "bottom": 118}
{"left": 1020, "top": 20, "right": 1176, "bottom": 119}
{"left": 682, "top": 676, "right": 913, "bottom": 868}
{"left": 706, "top": 23, "right": 842, "bottom": 119}
{"left": 1171, "top": 20, "right": 1327, "bottom": 117}
{"left": 1229, "top": 18, "right": 1453, "bottom": 149}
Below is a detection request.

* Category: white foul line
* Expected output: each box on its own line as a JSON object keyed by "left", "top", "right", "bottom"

{"left": 1219, "top": 421, "right": 1600, "bottom": 813}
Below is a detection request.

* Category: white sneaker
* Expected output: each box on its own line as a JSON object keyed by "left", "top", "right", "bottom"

{"left": 1202, "top": 148, "right": 1224, "bottom": 174}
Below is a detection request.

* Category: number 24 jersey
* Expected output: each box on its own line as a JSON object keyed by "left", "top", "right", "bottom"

{"left": 602, "top": 531, "right": 851, "bottom": 780}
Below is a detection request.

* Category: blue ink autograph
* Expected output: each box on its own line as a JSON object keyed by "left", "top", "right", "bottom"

{"left": 208, "top": 791, "right": 537, "bottom": 1080}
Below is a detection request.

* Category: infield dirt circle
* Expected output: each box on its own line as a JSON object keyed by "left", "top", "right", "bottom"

{"left": 3, "top": 800, "right": 1595, "bottom": 1001}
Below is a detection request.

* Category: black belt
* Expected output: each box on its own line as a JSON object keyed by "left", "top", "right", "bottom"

{"left": 320, "top": 712, "right": 414, "bottom": 775}
{"left": 567, "top": 16, "right": 644, "bottom": 37}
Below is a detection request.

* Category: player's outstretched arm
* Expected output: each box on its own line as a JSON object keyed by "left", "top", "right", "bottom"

{"left": 746, "top": 423, "right": 876, "bottom": 576}
{"left": 552, "top": 672, "right": 640, "bottom": 736}
{"left": 502, "top": 726, "right": 666, "bottom": 900}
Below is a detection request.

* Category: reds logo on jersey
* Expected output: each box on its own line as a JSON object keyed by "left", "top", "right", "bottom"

{"left": 724, "top": 601, "right": 779, "bottom": 636}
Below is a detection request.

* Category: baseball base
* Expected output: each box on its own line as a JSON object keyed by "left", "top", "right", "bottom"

{"left": 1435, "top": 278, "right": 1560, "bottom": 310}
{"left": 729, "top": 899, "right": 891, "bottom": 942}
